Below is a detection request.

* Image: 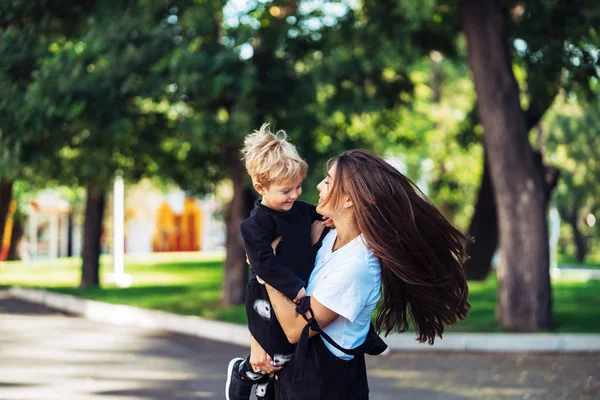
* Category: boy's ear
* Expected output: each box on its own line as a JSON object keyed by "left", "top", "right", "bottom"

{"left": 254, "top": 182, "right": 267, "bottom": 195}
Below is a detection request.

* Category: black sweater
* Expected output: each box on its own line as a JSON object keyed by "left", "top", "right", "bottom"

{"left": 240, "top": 200, "right": 319, "bottom": 299}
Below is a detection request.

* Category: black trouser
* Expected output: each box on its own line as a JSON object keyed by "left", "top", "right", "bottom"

{"left": 274, "top": 337, "right": 370, "bottom": 400}
{"left": 246, "top": 279, "right": 295, "bottom": 359}
{"left": 245, "top": 279, "right": 295, "bottom": 398}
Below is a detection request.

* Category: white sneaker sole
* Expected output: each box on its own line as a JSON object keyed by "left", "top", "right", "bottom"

{"left": 225, "top": 357, "right": 244, "bottom": 400}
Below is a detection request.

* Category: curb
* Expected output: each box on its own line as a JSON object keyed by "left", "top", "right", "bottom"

{"left": 552, "top": 267, "right": 600, "bottom": 281}
{"left": 7, "top": 286, "right": 251, "bottom": 347}
{"left": 7, "top": 286, "right": 600, "bottom": 353}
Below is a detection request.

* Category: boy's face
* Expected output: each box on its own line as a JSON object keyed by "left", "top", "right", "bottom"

{"left": 256, "top": 177, "right": 303, "bottom": 212}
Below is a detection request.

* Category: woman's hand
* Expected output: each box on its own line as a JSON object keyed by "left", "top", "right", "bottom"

{"left": 322, "top": 216, "right": 335, "bottom": 229}
{"left": 271, "top": 236, "right": 282, "bottom": 254}
{"left": 311, "top": 221, "right": 326, "bottom": 245}
{"left": 250, "top": 334, "right": 283, "bottom": 374}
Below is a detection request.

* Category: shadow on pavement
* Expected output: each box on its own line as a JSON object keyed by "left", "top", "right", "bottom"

{"left": 1, "top": 296, "right": 598, "bottom": 400}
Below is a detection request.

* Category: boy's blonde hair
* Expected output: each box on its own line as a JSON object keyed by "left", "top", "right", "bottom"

{"left": 241, "top": 124, "right": 308, "bottom": 187}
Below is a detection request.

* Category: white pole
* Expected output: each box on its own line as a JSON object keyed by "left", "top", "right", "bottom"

{"left": 29, "top": 212, "right": 37, "bottom": 259}
{"left": 105, "top": 175, "right": 131, "bottom": 287}
{"left": 49, "top": 214, "right": 59, "bottom": 259}
{"left": 59, "top": 214, "right": 69, "bottom": 257}
{"left": 113, "top": 175, "right": 125, "bottom": 276}
{"left": 549, "top": 207, "right": 561, "bottom": 279}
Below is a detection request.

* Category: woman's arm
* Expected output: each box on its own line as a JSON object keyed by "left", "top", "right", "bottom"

{"left": 265, "top": 283, "right": 338, "bottom": 344}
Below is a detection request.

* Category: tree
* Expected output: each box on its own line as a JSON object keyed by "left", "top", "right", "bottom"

{"left": 545, "top": 94, "right": 600, "bottom": 262}
{"left": 460, "top": 0, "right": 598, "bottom": 280}
{"left": 153, "top": 0, "right": 414, "bottom": 305}
{"left": 363, "top": 0, "right": 597, "bottom": 329}
{"left": 27, "top": 3, "right": 177, "bottom": 287}
{"left": 0, "top": 0, "right": 95, "bottom": 254}
{"left": 359, "top": 1, "right": 597, "bottom": 282}
{"left": 461, "top": 0, "right": 561, "bottom": 330}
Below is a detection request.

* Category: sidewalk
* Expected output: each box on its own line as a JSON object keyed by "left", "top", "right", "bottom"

{"left": 3, "top": 294, "right": 599, "bottom": 400}
{"left": 7, "top": 286, "right": 600, "bottom": 353}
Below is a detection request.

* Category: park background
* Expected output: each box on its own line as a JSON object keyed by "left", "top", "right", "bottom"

{"left": 1, "top": 0, "right": 599, "bottom": 338}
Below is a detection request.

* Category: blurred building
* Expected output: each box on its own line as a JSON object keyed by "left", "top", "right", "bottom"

{"left": 27, "top": 194, "right": 73, "bottom": 260}
{"left": 11, "top": 180, "right": 225, "bottom": 261}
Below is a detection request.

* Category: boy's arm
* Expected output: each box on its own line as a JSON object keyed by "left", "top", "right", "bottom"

{"left": 241, "top": 215, "right": 305, "bottom": 300}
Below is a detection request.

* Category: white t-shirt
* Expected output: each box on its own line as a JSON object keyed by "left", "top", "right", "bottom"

{"left": 306, "top": 229, "right": 381, "bottom": 359}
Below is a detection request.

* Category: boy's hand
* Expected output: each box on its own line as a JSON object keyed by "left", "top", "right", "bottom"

{"left": 293, "top": 287, "right": 306, "bottom": 303}
{"left": 322, "top": 216, "right": 335, "bottom": 229}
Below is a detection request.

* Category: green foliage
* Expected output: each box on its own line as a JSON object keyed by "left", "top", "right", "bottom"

{"left": 510, "top": 0, "right": 600, "bottom": 109}
{"left": 2, "top": 0, "right": 598, "bottom": 247}
{"left": 25, "top": 6, "right": 180, "bottom": 189}
{"left": 378, "top": 57, "right": 481, "bottom": 229}
{"left": 545, "top": 92, "right": 600, "bottom": 256}
{"left": 141, "top": 1, "right": 420, "bottom": 200}
{"left": 0, "top": 1, "right": 104, "bottom": 179}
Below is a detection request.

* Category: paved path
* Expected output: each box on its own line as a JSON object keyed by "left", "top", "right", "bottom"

{"left": 1, "top": 293, "right": 599, "bottom": 400}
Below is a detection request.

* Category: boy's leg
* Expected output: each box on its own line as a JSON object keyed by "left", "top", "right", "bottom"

{"left": 225, "top": 356, "right": 265, "bottom": 400}
{"left": 255, "top": 374, "right": 274, "bottom": 400}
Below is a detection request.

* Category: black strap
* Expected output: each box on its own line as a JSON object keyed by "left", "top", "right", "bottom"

{"left": 292, "top": 296, "right": 387, "bottom": 381}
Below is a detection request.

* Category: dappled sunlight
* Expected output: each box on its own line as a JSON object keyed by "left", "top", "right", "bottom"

{"left": 0, "top": 298, "right": 234, "bottom": 399}
{"left": 367, "top": 350, "right": 600, "bottom": 400}
{"left": 370, "top": 367, "right": 547, "bottom": 398}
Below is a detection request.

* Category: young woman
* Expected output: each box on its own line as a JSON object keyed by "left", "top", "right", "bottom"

{"left": 250, "top": 149, "right": 471, "bottom": 399}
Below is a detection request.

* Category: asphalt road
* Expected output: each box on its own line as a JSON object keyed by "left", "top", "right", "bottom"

{"left": 1, "top": 293, "right": 598, "bottom": 400}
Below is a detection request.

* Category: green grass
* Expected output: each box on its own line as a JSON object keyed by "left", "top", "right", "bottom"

{"left": 2, "top": 254, "right": 600, "bottom": 333}
{"left": 0, "top": 253, "right": 245, "bottom": 324}
{"left": 557, "top": 253, "right": 600, "bottom": 269}
{"left": 452, "top": 275, "right": 600, "bottom": 333}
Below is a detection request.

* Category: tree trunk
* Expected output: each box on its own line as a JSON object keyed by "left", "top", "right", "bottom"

{"left": 7, "top": 217, "right": 24, "bottom": 261}
{"left": 464, "top": 54, "right": 560, "bottom": 281}
{"left": 67, "top": 212, "right": 74, "bottom": 257}
{"left": 465, "top": 156, "right": 498, "bottom": 280}
{"left": 0, "top": 179, "right": 14, "bottom": 247}
{"left": 430, "top": 58, "right": 443, "bottom": 103}
{"left": 462, "top": 0, "right": 552, "bottom": 331}
{"left": 81, "top": 180, "right": 105, "bottom": 288}
{"left": 566, "top": 212, "right": 587, "bottom": 263}
{"left": 466, "top": 151, "right": 559, "bottom": 281}
{"left": 221, "top": 145, "right": 252, "bottom": 306}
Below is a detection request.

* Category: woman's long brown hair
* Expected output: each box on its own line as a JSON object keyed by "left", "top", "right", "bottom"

{"left": 324, "top": 150, "right": 470, "bottom": 344}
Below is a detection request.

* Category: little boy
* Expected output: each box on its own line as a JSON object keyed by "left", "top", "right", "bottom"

{"left": 225, "top": 124, "right": 321, "bottom": 400}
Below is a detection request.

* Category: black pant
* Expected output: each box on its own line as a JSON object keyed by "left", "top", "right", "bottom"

{"left": 246, "top": 279, "right": 295, "bottom": 358}
{"left": 274, "top": 337, "right": 370, "bottom": 400}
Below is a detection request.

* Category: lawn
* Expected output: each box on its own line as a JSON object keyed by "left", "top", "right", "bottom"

{"left": 0, "top": 253, "right": 246, "bottom": 324}
{"left": 557, "top": 253, "right": 600, "bottom": 269}
{"left": 1, "top": 253, "right": 599, "bottom": 333}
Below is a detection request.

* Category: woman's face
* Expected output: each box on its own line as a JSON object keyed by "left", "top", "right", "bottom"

{"left": 316, "top": 163, "right": 337, "bottom": 217}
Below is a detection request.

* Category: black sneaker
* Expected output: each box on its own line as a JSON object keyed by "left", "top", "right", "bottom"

{"left": 226, "top": 358, "right": 253, "bottom": 400}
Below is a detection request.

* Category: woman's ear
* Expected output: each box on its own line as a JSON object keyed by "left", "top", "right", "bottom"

{"left": 343, "top": 198, "right": 354, "bottom": 209}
